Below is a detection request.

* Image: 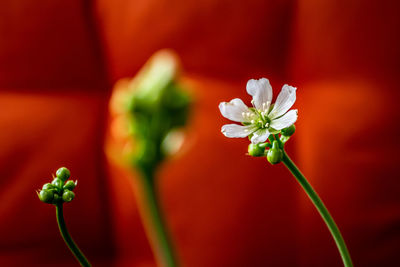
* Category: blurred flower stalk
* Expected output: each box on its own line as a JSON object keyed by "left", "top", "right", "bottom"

{"left": 219, "top": 79, "right": 353, "bottom": 267}
{"left": 37, "top": 167, "right": 91, "bottom": 267}
{"left": 108, "top": 50, "right": 192, "bottom": 267}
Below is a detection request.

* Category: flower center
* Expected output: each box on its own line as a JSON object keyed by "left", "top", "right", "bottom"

{"left": 252, "top": 110, "right": 270, "bottom": 129}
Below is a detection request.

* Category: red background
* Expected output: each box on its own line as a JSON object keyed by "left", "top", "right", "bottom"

{"left": 0, "top": 0, "right": 399, "bottom": 266}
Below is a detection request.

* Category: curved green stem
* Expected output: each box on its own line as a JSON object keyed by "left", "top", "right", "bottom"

{"left": 139, "top": 168, "right": 178, "bottom": 267}
{"left": 55, "top": 203, "right": 91, "bottom": 267}
{"left": 281, "top": 151, "right": 353, "bottom": 267}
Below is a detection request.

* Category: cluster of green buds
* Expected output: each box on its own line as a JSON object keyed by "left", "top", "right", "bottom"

{"left": 37, "top": 167, "right": 77, "bottom": 204}
{"left": 248, "top": 125, "right": 296, "bottom": 164}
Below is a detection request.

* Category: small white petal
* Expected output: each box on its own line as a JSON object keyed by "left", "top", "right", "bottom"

{"left": 250, "top": 128, "right": 270, "bottom": 144}
{"left": 221, "top": 124, "right": 254, "bottom": 138}
{"left": 219, "top": 98, "right": 254, "bottom": 122}
{"left": 269, "top": 109, "right": 298, "bottom": 130}
{"left": 269, "top": 84, "right": 296, "bottom": 119}
{"left": 246, "top": 78, "right": 273, "bottom": 112}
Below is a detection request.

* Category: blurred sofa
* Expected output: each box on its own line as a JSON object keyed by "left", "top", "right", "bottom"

{"left": 0, "top": 0, "right": 399, "bottom": 266}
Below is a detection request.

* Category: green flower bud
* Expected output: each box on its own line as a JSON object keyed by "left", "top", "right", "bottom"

{"left": 56, "top": 167, "right": 71, "bottom": 181}
{"left": 42, "top": 183, "right": 54, "bottom": 190}
{"left": 248, "top": 143, "right": 265, "bottom": 157}
{"left": 281, "top": 125, "right": 295, "bottom": 137}
{"left": 38, "top": 189, "right": 54, "bottom": 204}
{"left": 62, "top": 190, "right": 75, "bottom": 202}
{"left": 63, "top": 180, "right": 77, "bottom": 191}
{"left": 52, "top": 178, "right": 63, "bottom": 189}
{"left": 53, "top": 193, "right": 61, "bottom": 203}
{"left": 267, "top": 141, "right": 283, "bottom": 165}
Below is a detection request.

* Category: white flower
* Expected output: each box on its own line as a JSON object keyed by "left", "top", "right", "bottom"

{"left": 219, "top": 78, "right": 298, "bottom": 144}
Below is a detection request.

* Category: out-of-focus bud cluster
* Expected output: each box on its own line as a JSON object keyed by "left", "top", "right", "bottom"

{"left": 109, "top": 50, "right": 192, "bottom": 173}
{"left": 37, "top": 167, "right": 77, "bottom": 204}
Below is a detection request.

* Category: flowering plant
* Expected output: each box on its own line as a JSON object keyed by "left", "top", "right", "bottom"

{"left": 219, "top": 78, "right": 353, "bottom": 267}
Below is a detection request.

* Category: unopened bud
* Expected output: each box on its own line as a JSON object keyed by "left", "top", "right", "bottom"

{"left": 42, "top": 183, "right": 54, "bottom": 190}
{"left": 248, "top": 143, "right": 265, "bottom": 157}
{"left": 267, "top": 141, "right": 283, "bottom": 164}
{"left": 63, "top": 180, "right": 77, "bottom": 191}
{"left": 38, "top": 189, "right": 54, "bottom": 204}
{"left": 52, "top": 178, "right": 63, "bottom": 189}
{"left": 62, "top": 190, "right": 75, "bottom": 202}
{"left": 281, "top": 125, "right": 295, "bottom": 137}
{"left": 56, "top": 167, "right": 71, "bottom": 182}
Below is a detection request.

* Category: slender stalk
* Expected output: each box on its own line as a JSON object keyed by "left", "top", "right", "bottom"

{"left": 281, "top": 151, "right": 353, "bottom": 267}
{"left": 139, "top": 168, "right": 177, "bottom": 267}
{"left": 55, "top": 203, "right": 91, "bottom": 267}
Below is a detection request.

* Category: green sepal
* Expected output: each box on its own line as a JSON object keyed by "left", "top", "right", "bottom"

{"left": 268, "top": 127, "right": 280, "bottom": 135}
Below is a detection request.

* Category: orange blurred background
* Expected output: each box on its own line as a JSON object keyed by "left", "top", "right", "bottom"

{"left": 0, "top": 0, "right": 399, "bottom": 266}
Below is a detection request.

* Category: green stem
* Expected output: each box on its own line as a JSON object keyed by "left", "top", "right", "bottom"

{"left": 139, "top": 168, "right": 178, "bottom": 267}
{"left": 55, "top": 203, "right": 91, "bottom": 267}
{"left": 281, "top": 151, "right": 353, "bottom": 267}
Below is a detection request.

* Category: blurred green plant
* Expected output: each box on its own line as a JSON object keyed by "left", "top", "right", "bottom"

{"left": 127, "top": 56, "right": 191, "bottom": 172}
{"left": 109, "top": 50, "right": 192, "bottom": 267}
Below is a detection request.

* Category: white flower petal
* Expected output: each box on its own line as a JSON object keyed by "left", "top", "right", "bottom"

{"left": 269, "top": 109, "right": 298, "bottom": 130}
{"left": 219, "top": 98, "right": 254, "bottom": 123}
{"left": 246, "top": 78, "right": 273, "bottom": 112}
{"left": 221, "top": 124, "right": 254, "bottom": 138}
{"left": 250, "top": 128, "right": 270, "bottom": 144}
{"left": 268, "top": 84, "right": 296, "bottom": 119}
